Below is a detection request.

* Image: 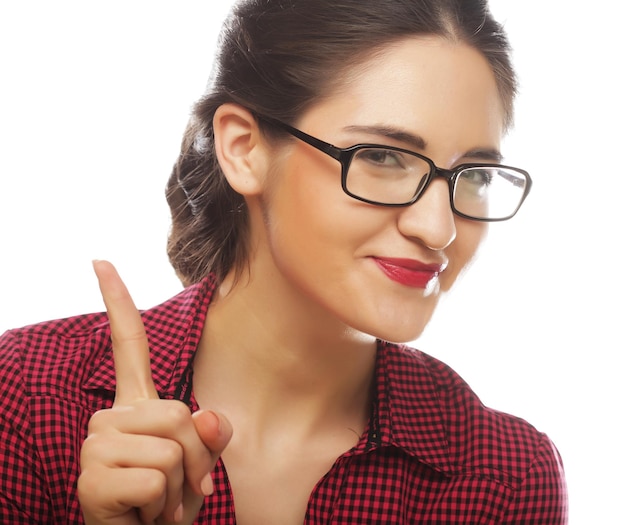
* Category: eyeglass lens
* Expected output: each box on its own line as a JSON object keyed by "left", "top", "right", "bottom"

{"left": 346, "top": 148, "right": 528, "bottom": 220}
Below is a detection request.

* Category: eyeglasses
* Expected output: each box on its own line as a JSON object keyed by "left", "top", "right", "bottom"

{"left": 258, "top": 115, "right": 532, "bottom": 222}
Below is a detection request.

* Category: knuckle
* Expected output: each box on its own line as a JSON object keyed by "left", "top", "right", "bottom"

{"left": 79, "top": 433, "right": 98, "bottom": 460}
{"left": 77, "top": 467, "right": 100, "bottom": 502}
{"left": 138, "top": 469, "right": 168, "bottom": 500}
{"left": 162, "top": 401, "right": 192, "bottom": 427}
{"left": 80, "top": 432, "right": 113, "bottom": 462}
{"left": 111, "top": 329, "right": 147, "bottom": 347}
{"left": 86, "top": 408, "right": 111, "bottom": 432}
{"left": 157, "top": 440, "right": 184, "bottom": 470}
{"left": 86, "top": 406, "right": 132, "bottom": 434}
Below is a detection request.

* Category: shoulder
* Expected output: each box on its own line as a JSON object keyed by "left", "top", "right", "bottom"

{"left": 380, "top": 341, "right": 567, "bottom": 519}
{"left": 0, "top": 312, "right": 111, "bottom": 399}
{"left": 0, "top": 277, "right": 215, "bottom": 399}
{"left": 384, "top": 342, "right": 545, "bottom": 454}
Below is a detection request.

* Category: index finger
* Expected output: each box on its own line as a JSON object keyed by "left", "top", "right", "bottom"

{"left": 93, "top": 260, "right": 159, "bottom": 405}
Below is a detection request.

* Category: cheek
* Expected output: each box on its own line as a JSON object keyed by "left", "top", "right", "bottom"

{"left": 262, "top": 148, "right": 370, "bottom": 255}
{"left": 260, "top": 157, "right": 345, "bottom": 271}
{"left": 441, "top": 220, "right": 487, "bottom": 292}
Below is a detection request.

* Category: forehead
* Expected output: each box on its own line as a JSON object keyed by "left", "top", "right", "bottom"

{"left": 305, "top": 36, "right": 504, "bottom": 152}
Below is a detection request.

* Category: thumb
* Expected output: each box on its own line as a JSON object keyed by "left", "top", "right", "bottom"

{"left": 163, "top": 412, "right": 231, "bottom": 525}
{"left": 191, "top": 410, "right": 232, "bottom": 497}
{"left": 192, "top": 410, "right": 233, "bottom": 454}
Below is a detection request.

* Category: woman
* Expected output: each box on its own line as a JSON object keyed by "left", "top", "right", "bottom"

{"left": 0, "top": 0, "right": 567, "bottom": 523}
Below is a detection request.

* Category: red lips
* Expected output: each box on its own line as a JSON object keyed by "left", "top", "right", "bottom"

{"left": 372, "top": 257, "right": 447, "bottom": 288}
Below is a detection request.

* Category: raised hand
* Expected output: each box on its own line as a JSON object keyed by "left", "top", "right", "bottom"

{"left": 78, "top": 261, "right": 232, "bottom": 524}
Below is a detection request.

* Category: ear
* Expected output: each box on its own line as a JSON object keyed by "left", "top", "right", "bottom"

{"left": 213, "top": 103, "right": 269, "bottom": 196}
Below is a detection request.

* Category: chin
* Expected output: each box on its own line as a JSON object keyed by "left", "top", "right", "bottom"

{"left": 375, "top": 329, "right": 425, "bottom": 345}
{"left": 358, "top": 317, "right": 431, "bottom": 345}
{"left": 362, "top": 300, "right": 437, "bottom": 344}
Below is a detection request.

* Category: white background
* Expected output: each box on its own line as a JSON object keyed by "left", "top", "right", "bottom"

{"left": 1, "top": 2, "right": 623, "bottom": 523}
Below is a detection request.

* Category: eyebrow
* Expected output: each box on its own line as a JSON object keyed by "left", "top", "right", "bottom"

{"left": 462, "top": 147, "right": 503, "bottom": 164}
{"left": 343, "top": 124, "right": 504, "bottom": 164}
{"left": 343, "top": 124, "right": 428, "bottom": 151}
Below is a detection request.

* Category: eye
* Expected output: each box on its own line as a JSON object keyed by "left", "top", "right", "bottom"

{"left": 456, "top": 168, "right": 493, "bottom": 200}
{"left": 462, "top": 169, "right": 493, "bottom": 186}
{"left": 356, "top": 148, "right": 408, "bottom": 168}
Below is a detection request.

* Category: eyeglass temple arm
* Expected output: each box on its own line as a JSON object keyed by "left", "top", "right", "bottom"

{"left": 257, "top": 115, "right": 343, "bottom": 162}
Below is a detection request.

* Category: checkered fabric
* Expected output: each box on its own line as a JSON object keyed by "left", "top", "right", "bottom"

{"left": 0, "top": 276, "right": 567, "bottom": 523}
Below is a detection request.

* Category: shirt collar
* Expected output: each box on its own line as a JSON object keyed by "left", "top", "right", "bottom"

{"left": 82, "top": 275, "right": 216, "bottom": 397}
{"left": 372, "top": 340, "right": 452, "bottom": 474}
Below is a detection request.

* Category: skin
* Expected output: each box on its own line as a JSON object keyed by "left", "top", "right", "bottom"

{"left": 79, "top": 261, "right": 232, "bottom": 525}
{"left": 78, "top": 36, "right": 505, "bottom": 524}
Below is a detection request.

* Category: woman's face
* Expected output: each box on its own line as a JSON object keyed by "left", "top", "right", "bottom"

{"left": 253, "top": 36, "right": 505, "bottom": 343}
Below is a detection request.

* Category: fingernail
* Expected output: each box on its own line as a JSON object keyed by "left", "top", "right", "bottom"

{"left": 174, "top": 503, "right": 184, "bottom": 523}
{"left": 201, "top": 472, "right": 214, "bottom": 496}
{"left": 208, "top": 410, "right": 222, "bottom": 436}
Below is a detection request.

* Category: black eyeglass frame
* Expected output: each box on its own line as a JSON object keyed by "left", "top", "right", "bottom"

{"left": 257, "top": 115, "right": 532, "bottom": 222}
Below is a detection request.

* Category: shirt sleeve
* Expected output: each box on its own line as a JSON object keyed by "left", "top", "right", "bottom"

{"left": 502, "top": 432, "right": 568, "bottom": 524}
{"left": 0, "top": 330, "right": 53, "bottom": 524}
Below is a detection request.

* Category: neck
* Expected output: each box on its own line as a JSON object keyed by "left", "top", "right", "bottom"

{"left": 192, "top": 267, "right": 377, "bottom": 443}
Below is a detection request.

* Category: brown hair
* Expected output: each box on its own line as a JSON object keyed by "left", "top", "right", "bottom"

{"left": 166, "top": 0, "right": 517, "bottom": 287}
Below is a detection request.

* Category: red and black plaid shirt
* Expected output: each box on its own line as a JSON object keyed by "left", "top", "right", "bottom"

{"left": 0, "top": 276, "right": 567, "bottom": 523}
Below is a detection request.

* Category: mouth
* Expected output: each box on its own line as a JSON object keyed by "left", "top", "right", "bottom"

{"left": 372, "top": 257, "right": 447, "bottom": 289}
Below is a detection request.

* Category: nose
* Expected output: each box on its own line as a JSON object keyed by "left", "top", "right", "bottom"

{"left": 397, "top": 178, "right": 456, "bottom": 250}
